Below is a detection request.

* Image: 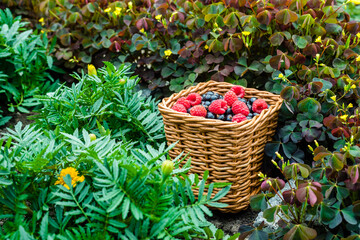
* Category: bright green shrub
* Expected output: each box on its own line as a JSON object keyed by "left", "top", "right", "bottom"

{"left": 0, "top": 122, "right": 238, "bottom": 239}
{"left": 0, "top": 8, "right": 58, "bottom": 126}
{"left": 34, "top": 63, "right": 165, "bottom": 148}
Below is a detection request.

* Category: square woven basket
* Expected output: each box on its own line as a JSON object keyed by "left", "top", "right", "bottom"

{"left": 158, "top": 81, "right": 283, "bottom": 213}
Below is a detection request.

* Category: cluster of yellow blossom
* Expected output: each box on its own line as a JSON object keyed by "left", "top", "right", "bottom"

{"left": 164, "top": 49, "right": 172, "bottom": 57}
{"left": 55, "top": 167, "right": 85, "bottom": 189}
{"left": 104, "top": 7, "right": 122, "bottom": 16}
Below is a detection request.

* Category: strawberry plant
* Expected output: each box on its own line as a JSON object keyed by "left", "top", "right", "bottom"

{"left": 0, "top": 8, "right": 58, "bottom": 126}
{"left": 33, "top": 62, "right": 165, "bottom": 148}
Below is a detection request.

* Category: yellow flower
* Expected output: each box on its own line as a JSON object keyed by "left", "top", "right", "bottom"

{"left": 104, "top": 7, "right": 111, "bottom": 13}
{"left": 348, "top": 103, "right": 354, "bottom": 108}
{"left": 164, "top": 49, "right": 172, "bottom": 57}
{"left": 204, "top": 45, "right": 209, "bottom": 49}
{"left": 339, "top": 115, "right": 348, "bottom": 121}
{"left": 40, "top": 30, "right": 45, "bottom": 34}
{"left": 55, "top": 167, "right": 85, "bottom": 190}
{"left": 356, "top": 55, "right": 360, "bottom": 62}
{"left": 88, "top": 64, "right": 97, "bottom": 76}
{"left": 39, "top": 17, "right": 45, "bottom": 26}
{"left": 214, "top": 22, "right": 218, "bottom": 28}
{"left": 140, "top": 28, "right": 145, "bottom": 33}
{"left": 351, "top": 84, "right": 356, "bottom": 89}
{"left": 330, "top": 96, "right": 336, "bottom": 101}
{"left": 315, "top": 36, "right": 322, "bottom": 43}
{"left": 357, "top": 33, "right": 360, "bottom": 38}
{"left": 155, "top": 15, "right": 162, "bottom": 21}
{"left": 278, "top": 73, "right": 284, "bottom": 78}
{"left": 114, "top": 7, "right": 122, "bottom": 16}
{"left": 128, "top": 1, "right": 133, "bottom": 9}
{"left": 349, "top": 0, "right": 360, "bottom": 5}
{"left": 242, "top": 31, "right": 251, "bottom": 36}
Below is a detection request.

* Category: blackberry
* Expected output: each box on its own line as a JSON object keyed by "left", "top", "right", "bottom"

{"left": 226, "top": 108, "right": 233, "bottom": 115}
{"left": 205, "top": 101, "right": 211, "bottom": 106}
{"left": 247, "top": 103, "right": 252, "bottom": 112}
{"left": 211, "top": 95, "right": 218, "bottom": 101}
{"left": 207, "top": 91, "right": 214, "bottom": 95}
{"left": 187, "top": 108, "right": 191, "bottom": 113}
{"left": 238, "top": 98, "right": 247, "bottom": 103}
{"left": 248, "top": 113, "right": 253, "bottom": 118}
{"left": 254, "top": 113, "right": 259, "bottom": 116}
{"left": 206, "top": 112, "right": 215, "bottom": 119}
{"left": 246, "top": 116, "right": 252, "bottom": 120}
{"left": 217, "top": 114, "right": 225, "bottom": 121}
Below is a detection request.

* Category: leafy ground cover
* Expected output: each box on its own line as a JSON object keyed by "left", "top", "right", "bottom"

{"left": 0, "top": 0, "right": 360, "bottom": 238}
{"left": 0, "top": 63, "right": 240, "bottom": 239}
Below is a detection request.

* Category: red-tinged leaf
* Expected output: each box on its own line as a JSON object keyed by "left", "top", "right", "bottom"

{"left": 296, "top": 187, "right": 307, "bottom": 203}
{"left": 283, "top": 189, "right": 296, "bottom": 204}
{"left": 275, "top": 9, "right": 298, "bottom": 25}
{"left": 309, "top": 82, "right": 323, "bottom": 94}
{"left": 313, "top": 146, "right": 331, "bottom": 161}
{"left": 348, "top": 165, "right": 360, "bottom": 184}
{"left": 269, "top": 32, "right": 284, "bottom": 46}
{"left": 330, "top": 152, "right": 344, "bottom": 171}
{"left": 257, "top": 10, "right": 272, "bottom": 25}
{"left": 344, "top": 48, "right": 358, "bottom": 59}
{"left": 281, "top": 86, "right": 299, "bottom": 101}
{"left": 230, "top": 37, "right": 243, "bottom": 52}
{"left": 323, "top": 115, "right": 342, "bottom": 129}
{"left": 269, "top": 55, "right": 282, "bottom": 70}
{"left": 303, "top": 43, "right": 319, "bottom": 57}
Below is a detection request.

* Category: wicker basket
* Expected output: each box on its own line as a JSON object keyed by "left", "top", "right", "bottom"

{"left": 158, "top": 81, "right": 283, "bottom": 213}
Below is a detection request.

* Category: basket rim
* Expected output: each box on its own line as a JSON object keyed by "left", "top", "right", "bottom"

{"left": 158, "top": 80, "right": 283, "bottom": 129}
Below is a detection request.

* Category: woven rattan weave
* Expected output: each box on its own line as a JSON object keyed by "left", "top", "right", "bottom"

{"left": 158, "top": 81, "right": 283, "bottom": 213}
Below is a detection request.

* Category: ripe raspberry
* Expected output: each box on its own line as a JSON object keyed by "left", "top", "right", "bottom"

{"left": 171, "top": 104, "right": 187, "bottom": 113}
{"left": 190, "top": 105, "right": 207, "bottom": 117}
{"left": 252, "top": 99, "right": 269, "bottom": 114}
{"left": 232, "top": 101, "right": 249, "bottom": 116}
{"left": 209, "top": 99, "right": 227, "bottom": 115}
{"left": 231, "top": 86, "right": 245, "bottom": 98}
{"left": 176, "top": 97, "right": 191, "bottom": 109}
{"left": 224, "top": 91, "right": 238, "bottom": 106}
{"left": 232, "top": 114, "right": 247, "bottom": 123}
{"left": 186, "top": 93, "right": 202, "bottom": 106}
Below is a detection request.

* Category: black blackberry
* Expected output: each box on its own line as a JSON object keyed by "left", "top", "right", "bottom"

{"left": 226, "top": 115, "right": 233, "bottom": 121}
{"left": 226, "top": 108, "right": 233, "bottom": 115}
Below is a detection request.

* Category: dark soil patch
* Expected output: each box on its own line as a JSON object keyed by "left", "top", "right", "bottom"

{"left": 0, "top": 112, "right": 35, "bottom": 136}
{"left": 208, "top": 208, "right": 258, "bottom": 235}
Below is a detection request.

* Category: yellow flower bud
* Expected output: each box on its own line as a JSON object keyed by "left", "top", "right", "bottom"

{"left": 161, "top": 160, "right": 174, "bottom": 176}
{"left": 88, "top": 64, "right": 97, "bottom": 76}
{"left": 315, "top": 36, "right": 322, "bottom": 43}
{"left": 89, "top": 133, "right": 96, "bottom": 141}
{"left": 242, "top": 31, "right": 251, "bottom": 36}
{"left": 278, "top": 73, "right": 284, "bottom": 78}
{"left": 155, "top": 15, "right": 162, "bottom": 21}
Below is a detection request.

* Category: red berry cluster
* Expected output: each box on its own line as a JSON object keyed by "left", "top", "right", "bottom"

{"left": 171, "top": 86, "right": 269, "bottom": 123}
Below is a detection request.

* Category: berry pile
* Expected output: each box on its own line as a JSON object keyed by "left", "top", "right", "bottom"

{"left": 171, "top": 86, "right": 270, "bottom": 123}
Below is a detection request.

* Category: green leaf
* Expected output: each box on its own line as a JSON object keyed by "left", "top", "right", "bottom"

{"left": 250, "top": 194, "right": 267, "bottom": 211}
{"left": 284, "top": 224, "right": 317, "bottom": 240}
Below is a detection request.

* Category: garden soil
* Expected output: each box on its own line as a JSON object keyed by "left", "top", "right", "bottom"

{"left": 0, "top": 112, "right": 258, "bottom": 235}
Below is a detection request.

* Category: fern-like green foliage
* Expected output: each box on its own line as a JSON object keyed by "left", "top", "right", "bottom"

{"left": 34, "top": 62, "right": 165, "bottom": 148}
{"left": 0, "top": 122, "right": 238, "bottom": 239}
{"left": 0, "top": 8, "right": 58, "bottom": 126}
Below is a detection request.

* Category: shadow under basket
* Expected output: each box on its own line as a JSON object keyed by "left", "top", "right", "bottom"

{"left": 158, "top": 81, "right": 283, "bottom": 213}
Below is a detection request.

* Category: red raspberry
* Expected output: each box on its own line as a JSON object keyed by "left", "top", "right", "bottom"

{"left": 208, "top": 99, "right": 227, "bottom": 115}
{"left": 190, "top": 105, "right": 207, "bottom": 117}
{"left": 232, "top": 101, "right": 249, "bottom": 116}
{"left": 231, "top": 85, "right": 245, "bottom": 98}
{"left": 232, "top": 114, "right": 247, "bottom": 123}
{"left": 186, "top": 93, "right": 202, "bottom": 106}
{"left": 224, "top": 91, "right": 238, "bottom": 106}
{"left": 176, "top": 97, "right": 191, "bottom": 109}
{"left": 252, "top": 99, "right": 269, "bottom": 114}
{"left": 171, "top": 104, "right": 187, "bottom": 113}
